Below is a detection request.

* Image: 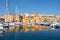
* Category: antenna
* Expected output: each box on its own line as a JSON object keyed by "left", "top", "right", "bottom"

{"left": 11, "top": 7, "right": 14, "bottom": 22}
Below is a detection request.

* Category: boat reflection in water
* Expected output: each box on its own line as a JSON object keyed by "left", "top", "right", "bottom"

{"left": 0, "top": 29, "right": 60, "bottom": 40}
{"left": 0, "top": 23, "right": 4, "bottom": 36}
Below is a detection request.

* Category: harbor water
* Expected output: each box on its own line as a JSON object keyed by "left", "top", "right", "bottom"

{"left": 0, "top": 29, "right": 60, "bottom": 40}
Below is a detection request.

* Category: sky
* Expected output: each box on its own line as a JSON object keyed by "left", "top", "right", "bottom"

{"left": 0, "top": 0, "right": 60, "bottom": 15}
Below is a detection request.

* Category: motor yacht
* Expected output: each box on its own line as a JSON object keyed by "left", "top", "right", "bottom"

{"left": 50, "top": 22, "right": 60, "bottom": 29}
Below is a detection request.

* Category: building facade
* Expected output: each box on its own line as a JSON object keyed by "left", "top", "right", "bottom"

{"left": 1, "top": 14, "right": 20, "bottom": 22}
{"left": 0, "top": 12, "right": 60, "bottom": 23}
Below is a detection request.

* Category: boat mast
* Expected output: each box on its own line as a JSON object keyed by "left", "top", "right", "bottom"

{"left": 12, "top": 5, "right": 15, "bottom": 22}
{"left": 5, "top": 0, "right": 8, "bottom": 22}
{"left": 16, "top": 5, "right": 18, "bottom": 14}
{"left": 6, "top": 0, "right": 9, "bottom": 14}
{"left": 12, "top": 8, "right": 14, "bottom": 22}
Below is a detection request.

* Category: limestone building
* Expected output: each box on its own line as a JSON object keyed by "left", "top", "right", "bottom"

{"left": 1, "top": 14, "right": 20, "bottom": 22}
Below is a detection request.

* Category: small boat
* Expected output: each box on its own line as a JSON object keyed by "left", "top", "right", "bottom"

{"left": 27, "top": 22, "right": 31, "bottom": 27}
{"left": 35, "top": 22, "right": 50, "bottom": 26}
{"left": 9, "top": 22, "right": 15, "bottom": 28}
{"left": 50, "top": 22, "right": 60, "bottom": 29}
{"left": 35, "top": 22, "right": 41, "bottom": 25}
{"left": 14, "top": 22, "right": 22, "bottom": 26}
{"left": 54, "top": 24, "right": 60, "bottom": 29}
{"left": 40, "top": 22, "right": 50, "bottom": 26}
{"left": 3, "top": 22, "right": 9, "bottom": 28}
{"left": 3, "top": 22, "right": 9, "bottom": 32}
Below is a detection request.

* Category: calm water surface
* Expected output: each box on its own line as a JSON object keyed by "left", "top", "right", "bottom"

{"left": 0, "top": 29, "right": 60, "bottom": 40}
